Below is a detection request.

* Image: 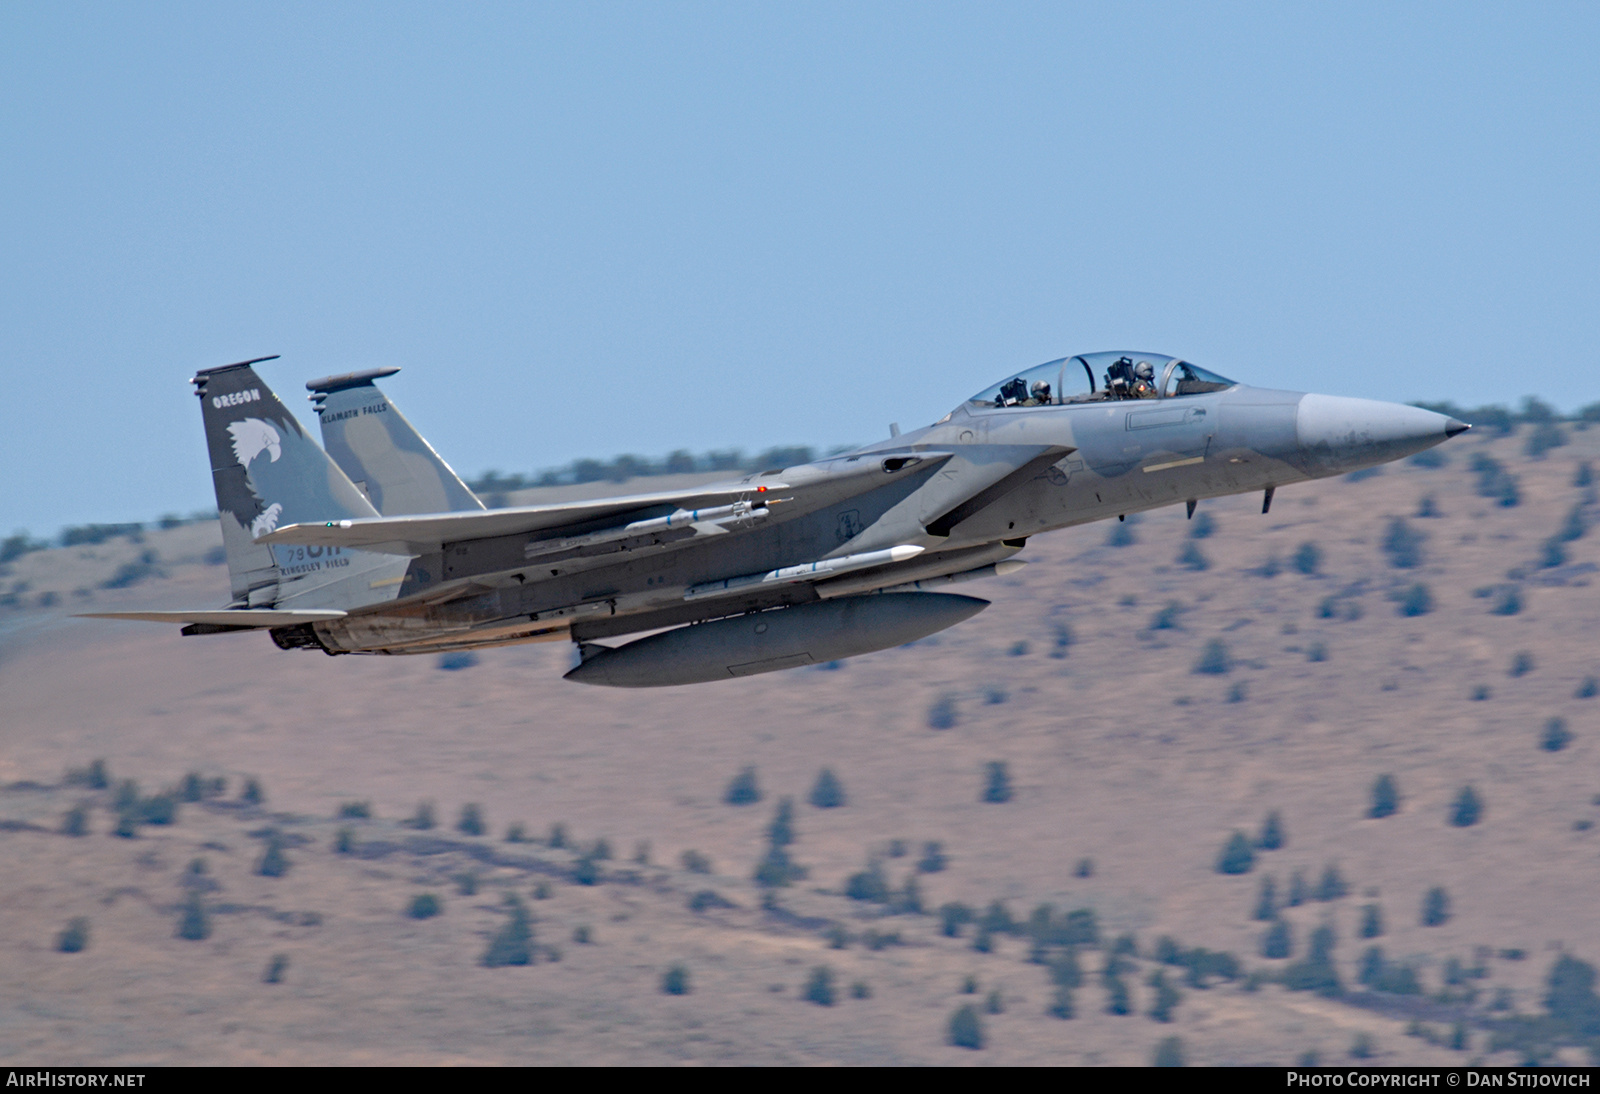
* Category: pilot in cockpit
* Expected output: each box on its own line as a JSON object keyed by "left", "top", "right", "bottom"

{"left": 1131, "top": 361, "right": 1157, "bottom": 399}
{"left": 1106, "top": 357, "right": 1158, "bottom": 400}
{"left": 1030, "top": 380, "right": 1052, "bottom": 405}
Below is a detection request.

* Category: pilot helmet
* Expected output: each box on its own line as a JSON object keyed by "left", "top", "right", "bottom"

{"left": 1134, "top": 361, "right": 1155, "bottom": 382}
{"left": 1030, "top": 380, "right": 1051, "bottom": 400}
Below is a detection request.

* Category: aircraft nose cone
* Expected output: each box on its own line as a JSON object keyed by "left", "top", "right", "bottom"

{"left": 1295, "top": 394, "right": 1464, "bottom": 474}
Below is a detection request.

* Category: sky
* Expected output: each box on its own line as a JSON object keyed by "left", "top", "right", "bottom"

{"left": 3, "top": 2, "right": 1598, "bottom": 535}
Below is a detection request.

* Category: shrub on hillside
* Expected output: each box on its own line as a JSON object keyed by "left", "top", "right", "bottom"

{"left": 1450, "top": 786, "right": 1482, "bottom": 827}
{"left": 939, "top": 902, "right": 974, "bottom": 938}
{"left": 661, "top": 964, "right": 690, "bottom": 995}
{"left": 55, "top": 917, "right": 90, "bottom": 954}
{"left": 1492, "top": 586, "right": 1523, "bottom": 616}
{"left": 767, "top": 798, "right": 794, "bottom": 846}
{"left": 1316, "top": 863, "right": 1349, "bottom": 901}
{"left": 262, "top": 954, "right": 289, "bottom": 984}
{"left": 1177, "top": 542, "right": 1209, "bottom": 571}
{"left": 1254, "top": 876, "right": 1278, "bottom": 922}
{"left": 406, "top": 801, "right": 436, "bottom": 830}
{"left": 256, "top": 832, "right": 290, "bottom": 878}
{"left": 1148, "top": 969, "right": 1181, "bottom": 1022}
{"left": 1370, "top": 775, "right": 1400, "bottom": 819}
{"left": 754, "top": 845, "right": 805, "bottom": 888}
{"left": 64, "top": 759, "right": 109, "bottom": 790}
{"left": 948, "top": 1004, "right": 984, "bottom": 1048}
{"left": 457, "top": 803, "right": 485, "bottom": 836}
{"left": 1399, "top": 583, "right": 1433, "bottom": 617}
{"left": 981, "top": 761, "right": 1013, "bottom": 803}
{"left": 1152, "top": 1037, "right": 1186, "bottom": 1067}
{"left": 1193, "top": 639, "right": 1231, "bottom": 675}
{"left": 176, "top": 892, "right": 210, "bottom": 941}
{"left": 61, "top": 804, "right": 88, "bottom": 837}
{"left": 1288, "top": 870, "right": 1309, "bottom": 907}
{"left": 1422, "top": 887, "right": 1451, "bottom": 927}
{"left": 1262, "top": 919, "right": 1293, "bottom": 960}
{"left": 1216, "top": 831, "right": 1254, "bottom": 875}
{"left": 1383, "top": 518, "right": 1425, "bottom": 569}
{"left": 1541, "top": 718, "right": 1572, "bottom": 752}
{"left": 803, "top": 966, "right": 836, "bottom": 1006}
{"left": 809, "top": 769, "right": 845, "bottom": 808}
{"left": 1283, "top": 924, "right": 1342, "bottom": 997}
{"left": 482, "top": 895, "right": 534, "bottom": 966}
{"left": 844, "top": 860, "right": 889, "bottom": 903}
{"left": 724, "top": 766, "right": 761, "bottom": 805}
{"left": 1257, "top": 811, "right": 1285, "bottom": 850}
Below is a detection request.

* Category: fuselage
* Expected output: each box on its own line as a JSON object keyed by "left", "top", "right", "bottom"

{"left": 297, "top": 364, "right": 1465, "bottom": 658}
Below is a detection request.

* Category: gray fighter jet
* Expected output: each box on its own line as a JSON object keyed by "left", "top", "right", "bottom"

{"left": 86, "top": 352, "right": 1468, "bottom": 686}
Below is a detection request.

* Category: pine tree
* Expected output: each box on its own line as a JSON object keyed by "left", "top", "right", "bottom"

{"left": 766, "top": 797, "right": 794, "bottom": 846}
{"left": 176, "top": 891, "right": 210, "bottom": 941}
{"left": 482, "top": 895, "right": 534, "bottom": 966}
{"left": 1257, "top": 810, "right": 1285, "bottom": 850}
{"left": 1450, "top": 786, "right": 1482, "bottom": 827}
{"left": 724, "top": 766, "right": 761, "bottom": 805}
{"left": 803, "top": 965, "right": 835, "bottom": 1006}
{"left": 1148, "top": 969, "right": 1181, "bottom": 1022}
{"left": 661, "top": 964, "right": 690, "bottom": 995}
{"left": 256, "top": 832, "right": 290, "bottom": 877}
{"left": 1253, "top": 876, "right": 1278, "bottom": 921}
{"left": 1421, "top": 887, "right": 1451, "bottom": 927}
{"left": 1216, "top": 831, "right": 1254, "bottom": 874}
{"left": 1262, "top": 919, "right": 1292, "bottom": 959}
{"left": 981, "top": 761, "right": 1013, "bottom": 803}
{"left": 948, "top": 1004, "right": 985, "bottom": 1048}
{"left": 1370, "top": 774, "right": 1400, "bottom": 818}
{"left": 808, "top": 769, "right": 845, "bottom": 808}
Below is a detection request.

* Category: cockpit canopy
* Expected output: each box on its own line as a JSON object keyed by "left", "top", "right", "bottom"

{"left": 965, "top": 352, "right": 1235, "bottom": 410}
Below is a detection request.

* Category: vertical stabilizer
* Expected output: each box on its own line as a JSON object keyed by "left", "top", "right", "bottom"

{"left": 307, "top": 368, "right": 486, "bottom": 515}
{"left": 192, "top": 358, "right": 409, "bottom": 610}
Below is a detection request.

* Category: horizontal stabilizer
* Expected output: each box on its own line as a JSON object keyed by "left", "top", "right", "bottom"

{"left": 259, "top": 483, "right": 789, "bottom": 552}
{"left": 76, "top": 609, "right": 347, "bottom": 628}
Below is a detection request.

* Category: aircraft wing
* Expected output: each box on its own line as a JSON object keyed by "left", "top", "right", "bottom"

{"left": 76, "top": 609, "right": 347, "bottom": 627}
{"left": 257, "top": 481, "right": 791, "bottom": 553}
{"left": 257, "top": 451, "right": 959, "bottom": 555}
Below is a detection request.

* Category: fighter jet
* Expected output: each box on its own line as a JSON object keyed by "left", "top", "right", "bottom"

{"left": 85, "top": 352, "right": 1468, "bottom": 686}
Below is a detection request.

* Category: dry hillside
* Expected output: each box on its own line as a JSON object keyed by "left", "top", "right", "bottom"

{"left": 3, "top": 423, "right": 1599, "bottom": 1065}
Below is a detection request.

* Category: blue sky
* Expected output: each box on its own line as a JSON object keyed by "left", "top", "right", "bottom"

{"left": 3, "top": 2, "right": 1597, "bottom": 534}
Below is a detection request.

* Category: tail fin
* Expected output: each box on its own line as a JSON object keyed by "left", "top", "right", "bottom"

{"left": 306, "top": 367, "right": 486, "bottom": 515}
{"left": 193, "top": 358, "right": 407, "bottom": 609}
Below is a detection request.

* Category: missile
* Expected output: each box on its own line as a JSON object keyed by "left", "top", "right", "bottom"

{"left": 525, "top": 502, "right": 769, "bottom": 560}
{"left": 878, "top": 559, "right": 1027, "bottom": 593}
{"left": 564, "top": 591, "right": 988, "bottom": 688}
{"left": 684, "top": 545, "right": 924, "bottom": 601}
